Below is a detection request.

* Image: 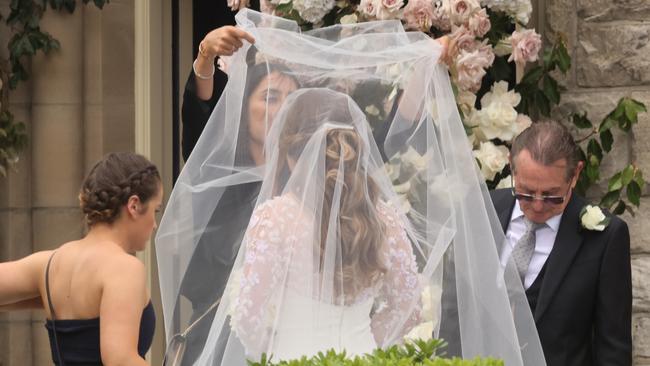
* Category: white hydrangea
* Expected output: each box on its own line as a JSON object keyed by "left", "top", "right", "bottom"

{"left": 293, "top": 0, "right": 335, "bottom": 24}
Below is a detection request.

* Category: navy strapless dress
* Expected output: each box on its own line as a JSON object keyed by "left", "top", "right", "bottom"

{"left": 45, "top": 302, "right": 156, "bottom": 365}
{"left": 44, "top": 252, "right": 155, "bottom": 365}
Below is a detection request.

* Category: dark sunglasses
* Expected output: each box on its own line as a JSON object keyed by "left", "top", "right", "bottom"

{"left": 510, "top": 175, "right": 571, "bottom": 205}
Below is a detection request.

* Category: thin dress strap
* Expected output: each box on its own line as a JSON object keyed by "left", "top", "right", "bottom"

{"left": 45, "top": 251, "right": 65, "bottom": 366}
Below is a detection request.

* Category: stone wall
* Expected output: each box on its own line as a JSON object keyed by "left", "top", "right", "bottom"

{"left": 0, "top": 1, "right": 135, "bottom": 365}
{"left": 542, "top": 0, "right": 650, "bottom": 364}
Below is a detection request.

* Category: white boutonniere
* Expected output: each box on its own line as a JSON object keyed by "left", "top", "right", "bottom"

{"left": 580, "top": 204, "right": 610, "bottom": 231}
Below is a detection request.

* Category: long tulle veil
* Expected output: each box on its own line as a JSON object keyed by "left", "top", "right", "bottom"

{"left": 155, "top": 9, "right": 545, "bottom": 366}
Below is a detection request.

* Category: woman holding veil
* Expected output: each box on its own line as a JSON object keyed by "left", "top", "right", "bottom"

{"left": 156, "top": 9, "right": 546, "bottom": 366}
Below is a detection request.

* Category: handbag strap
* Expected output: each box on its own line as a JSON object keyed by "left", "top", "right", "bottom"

{"left": 45, "top": 251, "right": 65, "bottom": 366}
{"left": 182, "top": 298, "right": 221, "bottom": 337}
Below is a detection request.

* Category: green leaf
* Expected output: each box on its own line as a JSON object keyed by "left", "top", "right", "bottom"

{"left": 633, "top": 169, "right": 644, "bottom": 188}
{"left": 275, "top": 2, "right": 293, "bottom": 14}
{"left": 621, "top": 165, "right": 635, "bottom": 185}
{"left": 0, "top": 164, "right": 6, "bottom": 177}
{"left": 587, "top": 139, "right": 603, "bottom": 162}
{"left": 535, "top": 89, "right": 551, "bottom": 116}
{"left": 519, "top": 66, "right": 544, "bottom": 86}
{"left": 572, "top": 112, "right": 592, "bottom": 129}
{"left": 542, "top": 47, "right": 554, "bottom": 70}
{"left": 612, "top": 200, "right": 626, "bottom": 215}
{"left": 542, "top": 75, "right": 560, "bottom": 105}
{"left": 585, "top": 160, "right": 600, "bottom": 182}
{"left": 608, "top": 172, "right": 623, "bottom": 191}
{"left": 600, "top": 129, "right": 613, "bottom": 152}
{"left": 600, "top": 189, "right": 621, "bottom": 209}
{"left": 627, "top": 180, "right": 641, "bottom": 206}
{"left": 598, "top": 117, "right": 616, "bottom": 133}
{"left": 555, "top": 41, "right": 571, "bottom": 73}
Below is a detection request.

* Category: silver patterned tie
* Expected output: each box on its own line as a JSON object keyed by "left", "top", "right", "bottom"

{"left": 511, "top": 218, "right": 544, "bottom": 283}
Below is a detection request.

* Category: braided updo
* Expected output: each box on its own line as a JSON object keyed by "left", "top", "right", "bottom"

{"left": 79, "top": 152, "right": 161, "bottom": 227}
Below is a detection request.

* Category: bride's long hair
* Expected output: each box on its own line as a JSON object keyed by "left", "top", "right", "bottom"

{"left": 275, "top": 93, "right": 387, "bottom": 298}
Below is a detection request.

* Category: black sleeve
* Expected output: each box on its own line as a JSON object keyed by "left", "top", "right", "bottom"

{"left": 181, "top": 67, "right": 228, "bottom": 161}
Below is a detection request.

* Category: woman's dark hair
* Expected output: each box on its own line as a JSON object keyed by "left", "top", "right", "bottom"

{"left": 235, "top": 62, "right": 299, "bottom": 164}
{"left": 79, "top": 152, "right": 161, "bottom": 226}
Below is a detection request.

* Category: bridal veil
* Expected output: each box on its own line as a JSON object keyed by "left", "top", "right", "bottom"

{"left": 156, "top": 9, "right": 545, "bottom": 366}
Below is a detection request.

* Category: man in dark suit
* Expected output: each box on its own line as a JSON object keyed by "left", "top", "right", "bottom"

{"left": 492, "top": 120, "right": 632, "bottom": 365}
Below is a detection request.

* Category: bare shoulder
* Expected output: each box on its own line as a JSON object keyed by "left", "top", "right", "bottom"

{"left": 101, "top": 250, "right": 146, "bottom": 279}
{"left": 98, "top": 249, "right": 147, "bottom": 305}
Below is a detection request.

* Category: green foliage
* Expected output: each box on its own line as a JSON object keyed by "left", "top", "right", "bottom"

{"left": 0, "top": 0, "right": 107, "bottom": 176}
{"left": 571, "top": 97, "right": 647, "bottom": 216}
{"left": 515, "top": 35, "right": 570, "bottom": 119}
{"left": 247, "top": 339, "right": 503, "bottom": 366}
{"left": 0, "top": 110, "right": 27, "bottom": 177}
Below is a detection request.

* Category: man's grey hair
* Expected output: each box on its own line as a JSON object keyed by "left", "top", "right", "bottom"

{"left": 510, "top": 120, "right": 581, "bottom": 181}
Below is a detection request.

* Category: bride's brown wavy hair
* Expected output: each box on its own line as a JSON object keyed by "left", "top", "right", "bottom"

{"left": 276, "top": 91, "right": 387, "bottom": 298}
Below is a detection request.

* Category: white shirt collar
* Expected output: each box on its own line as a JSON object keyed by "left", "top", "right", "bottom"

{"left": 510, "top": 199, "right": 563, "bottom": 232}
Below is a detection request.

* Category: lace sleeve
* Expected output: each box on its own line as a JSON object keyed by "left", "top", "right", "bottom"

{"left": 230, "top": 199, "right": 292, "bottom": 357}
{"left": 371, "top": 202, "right": 422, "bottom": 347}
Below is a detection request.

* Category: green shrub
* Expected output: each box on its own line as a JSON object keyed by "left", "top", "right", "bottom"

{"left": 248, "top": 339, "right": 503, "bottom": 366}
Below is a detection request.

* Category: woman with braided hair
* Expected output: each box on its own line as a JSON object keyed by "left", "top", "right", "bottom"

{"left": 0, "top": 152, "right": 162, "bottom": 365}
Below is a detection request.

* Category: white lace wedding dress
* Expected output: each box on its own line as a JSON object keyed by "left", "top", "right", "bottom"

{"left": 230, "top": 195, "right": 422, "bottom": 361}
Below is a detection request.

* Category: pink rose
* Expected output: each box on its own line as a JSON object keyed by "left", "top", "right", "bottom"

{"left": 450, "top": 26, "right": 475, "bottom": 52}
{"left": 450, "top": 0, "right": 480, "bottom": 26}
{"left": 508, "top": 29, "right": 542, "bottom": 65}
{"left": 475, "top": 39, "right": 495, "bottom": 65}
{"left": 403, "top": 0, "right": 435, "bottom": 31}
{"left": 359, "top": 0, "right": 379, "bottom": 18}
{"left": 260, "top": 0, "right": 275, "bottom": 13}
{"left": 431, "top": 0, "right": 452, "bottom": 32}
{"left": 455, "top": 48, "right": 492, "bottom": 92}
{"left": 376, "top": 0, "right": 404, "bottom": 20}
{"left": 468, "top": 8, "right": 490, "bottom": 37}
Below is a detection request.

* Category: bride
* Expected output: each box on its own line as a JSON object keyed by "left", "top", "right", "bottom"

{"left": 155, "top": 9, "right": 546, "bottom": 366}
{"left": 229, "top": 88, "right": 422, "bottom": 361}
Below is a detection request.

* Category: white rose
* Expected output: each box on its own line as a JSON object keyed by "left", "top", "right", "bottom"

{"left": 401, "top": 146, "right": 431, "bottom": 172}
{"left": 404, "top": 321, "right": 434, "bottom": 342}
{"left": 514, "top": 113, "right": 532, "bottom": 135}
{"left": 473, "top": 141, "right": 509, "bottom": 181}
{"left": 581, "top": 205, "right": 608, "bottom": 231}
{"left": 393, "top": 180, "right": 412, "bottom": 194}
{"left": 481, "top": 80, "right": 520, "bottom": 107}
{"left": 384, "top": 162, "right": 401, "bottom": 181}
{"left": 340, "top": 13, "right": 358, "bottom": 24}
{"left": 495, "top": 174, "right": 513, "bottom": 189}
{"left": 493, "top": 38, "right": 513, "bottom": 57}
{"left": 478, "top": 100, "right": 518, "bottom": 140}
{"left": 364, "top": 104, "right": 380, "bottom": 117}
{"left": 513, "top": 0, "right": 532, "bottom": 24}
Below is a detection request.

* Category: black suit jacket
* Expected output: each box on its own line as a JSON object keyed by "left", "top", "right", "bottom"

{"left": 491, "top": 189, "right": 632, "bottom": 366}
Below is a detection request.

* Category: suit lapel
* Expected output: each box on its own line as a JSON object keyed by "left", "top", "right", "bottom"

{"left": 492, "top": 189, "right": 516, "bottom": 233}
{"left": 534, "top": 194, "right": 585, "bottom": 322}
